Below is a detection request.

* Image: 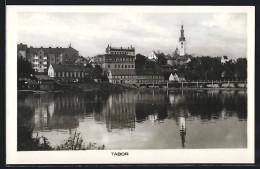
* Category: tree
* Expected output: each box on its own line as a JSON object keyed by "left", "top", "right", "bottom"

{"left": 135, "top": 54, "right": 146, "bottom": 69}
{"left": 17, "top": 58, "right": 34, "bottom": 79}
{"left": 93, "top": 65, "right": 103, "bottom": 77}
{"left": 156, "top": 53, "right": 167, "bottom": 66}
{"left": 235, "top": 58, "right": 247, "bottom": 80}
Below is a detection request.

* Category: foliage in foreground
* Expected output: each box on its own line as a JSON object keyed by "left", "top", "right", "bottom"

{"left": 18, "top": 124, "right": 105, "bottom": 151}
{"left": 18, "top": 123, "right": 52, "bottom": 151}
{"left": 56, "top": 131, "right": 105, "bottom": 150}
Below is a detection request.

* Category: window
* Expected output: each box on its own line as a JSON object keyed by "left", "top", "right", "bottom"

{"left": 121, "top": 65, "right": 124, "bottom": 68}
{"left": 66, "top": 72, "right": 69, "bottom": 77}
{"left": 125, "top": 65, "right": 127, "bottom": 68}
{"left": 128, "top": 65, "right": 130, "bottom": 68}
{"left": 132, "top": 65, "right": 134, "bottom": 68}
{"left": 115, "top": 65, "right": 117, "bottom": 68}
{"left": 62, "top": 72, "right": 65, "bottom": 77}
{"left": 40, "top": 61, "right": 42, "bottom": 64}
{"left": 108, "top": 64, "right": 110, "bottom": 68}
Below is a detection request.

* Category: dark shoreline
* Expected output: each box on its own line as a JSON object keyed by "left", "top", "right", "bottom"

{"left": 18, "top": 86, "right": 247, "bottom": 93}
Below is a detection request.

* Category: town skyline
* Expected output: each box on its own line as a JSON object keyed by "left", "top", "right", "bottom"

{"left": 17, "top": 12, "right": 247, "bottom": 59}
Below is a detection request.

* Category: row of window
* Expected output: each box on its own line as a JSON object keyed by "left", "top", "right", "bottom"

{"left": 110, "top": 51, "right": 130, "bottom": 55}
{"left": 113, "top": 75, "right": 163, "bottom": 79}
{"left": 56, "top": 71, "right": 85, "bottom": 78}
{"left": 33, "top": 59, "right": 47, "bottom": 62}
{"left": 112, "top": 80, "right": 164, "bottom": 83}
{"left": 108, "top": 64, "right": 134, "bottom": 69}
{"left": 105, "top": 57, "right": 134, "bottom": 62}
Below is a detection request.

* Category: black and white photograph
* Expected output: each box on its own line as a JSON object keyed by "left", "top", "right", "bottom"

{"left": 6, "top": 5, "right": 255, "bottom": 164}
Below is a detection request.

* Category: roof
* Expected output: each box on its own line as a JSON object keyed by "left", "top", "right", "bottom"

{"left": 26, "top": 46, "right": 78, "bottom": 54}
{"left": 176, "top": 55, "right": 189, "bottom": 61}
{"left": 135, "top": 69, "right": 163, "bottom": 75}
{"left": 109, "top": 69, "right": 136, "bottom": 76}
{"left": 223, "top": 56, "right": 228, "bottom": 59}
{"left": 35, "top": 75, "right": 54, "bottom": 81}
{"left": 51, "top": 64, "right": 85, "bottom": 72}
{"left": 106, "top": 45, "right": 135, "bottom": 51}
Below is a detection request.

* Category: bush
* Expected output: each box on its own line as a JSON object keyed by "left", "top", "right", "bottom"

{"left": 55, "top": 131, "right": 105, "bottom": 150}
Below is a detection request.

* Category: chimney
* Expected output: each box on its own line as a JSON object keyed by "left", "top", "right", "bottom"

{"left": 30, "top": 46, "right": 33, "bottom": 48}
{"left": 41, "top": 46, "right": 43, "bottom": 48}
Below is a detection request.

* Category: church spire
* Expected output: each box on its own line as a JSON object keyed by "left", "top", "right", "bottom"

{"left": 179, "top": 23, "right": 185, "bottom": 42}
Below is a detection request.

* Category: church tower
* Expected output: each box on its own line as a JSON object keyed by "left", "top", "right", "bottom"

{"left": 179, "top": 23, "right": 186, "bottom": 56}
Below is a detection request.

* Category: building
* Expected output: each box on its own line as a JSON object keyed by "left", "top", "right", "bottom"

{"left": 179, "top": 23, "right": 186, "bottom": 56}
{"left": 108, "top": 69, "right": 164, "bottom": 84}
{"left": 221, "top": 56, "right": 229, "bottom": 64}
{"left": 175, "top": 55, "right": 190, "bottom": 66}
{"left": 17, "top": 43, "right": 27, "bottom": 59}
{"left": 148, "top": 51, "right": 165, "bottom": 60}
{"left": 169, "top": 73, "right": 186, "bottom": 82}
{"left": 48, "top": 64, "right": 86, "bottom": 83}
{"left": 17, "top": 43, "right": 80, "bottom": 72}
{"left": 148, "top": 51, "right": 158, "bottom": 60}
{"left": 75, "top": 56, "right": 88, "bottom": 66}
{"left": 34, "top": 75, "right": 55, "bottom": 90}
{"left": 94, "top": 54, "right": 135, "bottom": 70}
{"left": 105, "top": 44, "right": 135, "bottom": 56}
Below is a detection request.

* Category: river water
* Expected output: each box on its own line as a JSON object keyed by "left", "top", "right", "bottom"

{"left": 18, "top": 89, "right": 247, "bottom": 149}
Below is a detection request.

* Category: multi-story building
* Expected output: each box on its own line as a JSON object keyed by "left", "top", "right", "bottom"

{"left": 105, "top": 44, "right": 135, "bottom": 56}
{"left": 108, "top": 69, "right": 164, "bottom": 84}
{"left": 94, "top": 45, "right": 136, "bottom": 70}
{"left": 17, "top": 43, "right": 80, "bottom": 72}
{"left": 94, "top": 54, "right": 135, "bottom": 70}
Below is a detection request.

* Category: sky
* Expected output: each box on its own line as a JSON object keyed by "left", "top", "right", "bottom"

{"left": 17, "top": 12, "right": 247, "bottom": 59}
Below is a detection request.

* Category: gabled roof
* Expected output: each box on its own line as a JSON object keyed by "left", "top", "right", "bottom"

{"left": 51, "top": 64, "right": 85, "bottom": 72}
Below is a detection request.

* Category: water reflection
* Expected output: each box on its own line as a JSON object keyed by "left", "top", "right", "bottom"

{"left": 18, "top": 89, "right": 247, "bottom": 149}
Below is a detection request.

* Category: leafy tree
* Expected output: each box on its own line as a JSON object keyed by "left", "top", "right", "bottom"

{"left": 135, "top": 54, "right": 146, "bottom": 69}
{"left": 156, "top": 53, "right": 167, "bottom": 66}
{"left": 17, "top": 58, "right": 34, "bottom": 79}
{"left": 235, "top": 58, "right": 247, "bottom": 80}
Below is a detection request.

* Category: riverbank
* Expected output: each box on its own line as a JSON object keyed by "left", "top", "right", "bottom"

{"left": 18, "top": 83, "right": 247, "bottom": 93}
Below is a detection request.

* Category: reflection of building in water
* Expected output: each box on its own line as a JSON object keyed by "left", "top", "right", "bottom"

{"left": 168, "top": 92, "right": 184, "bottom": 105}
{"left": 21, "top": 93, "right": 83, "bottom": 131}
{"left": 103, "top": 92, "right": 136, "bottom": 132}
{"left": 179, "top": 117, "right": 186, "bottom": 148}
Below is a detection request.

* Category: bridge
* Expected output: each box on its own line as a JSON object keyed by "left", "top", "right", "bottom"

{"left": 135, "top": 80, "right": 247, "bottom": 88}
